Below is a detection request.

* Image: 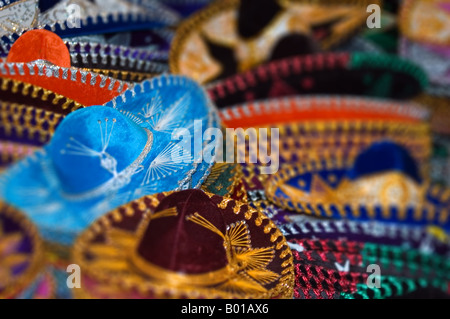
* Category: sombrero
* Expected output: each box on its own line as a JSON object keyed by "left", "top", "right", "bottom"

{"left": 219, "top": 96, "right": 432, "bottom": 170}
{"left": 0, "top": 30, "right": 131, "bottom": 167}
{"left": 170, "top": 0, "right": 380, "bottom": 84}
{"left": 266, "top": 141, "right": 450, "bottom": 230}
{"left": 0, "top": 200, "right": 44, "bottom": 299}
{"left": 0, "top": 0, "right": 179, "bottom": 45}
{"left": 207, "top": 52, "right": 427, "bottom": 108}
{"left": 3, "top": 29, "right": 170, "bottom": 82}
{"left": 0, "top": 74, "right": 220, "bottom": 246}
{"left": 0, "top": 29, "right": 129, "bottom": 107}
{"left": 72, "top": 189, "right": 295, "bottom": 299}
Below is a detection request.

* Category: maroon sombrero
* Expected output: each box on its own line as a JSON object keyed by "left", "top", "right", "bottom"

{"left": 207, "top": 52, "right": 428, "bottom": 108}
{"left": 73, "top": 189, "right": 294, "bottom": 299}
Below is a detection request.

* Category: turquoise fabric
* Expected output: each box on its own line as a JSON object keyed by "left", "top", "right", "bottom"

{"left": 0, "top": 75, "right": 220, "bottom": 245}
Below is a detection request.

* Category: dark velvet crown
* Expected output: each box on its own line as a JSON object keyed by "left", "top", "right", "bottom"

{"left": 135, "top": 189, "right": 228, "bottom": 274}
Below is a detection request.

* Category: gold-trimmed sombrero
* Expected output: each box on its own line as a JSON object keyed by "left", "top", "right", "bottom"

{"left": 265, "top": 141, "right": 450, "bottom": 230}
{"left": 73, "top": 189, "right": 294, "bottom": 299}
{"left": 170, "top": 0, "right": 380, "bottom": 83}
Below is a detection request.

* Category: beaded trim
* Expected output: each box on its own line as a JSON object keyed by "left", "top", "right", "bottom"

{"left": 0, "top": 61, "right": 128, "bottom": 106}
{"left": 73, "top": 191, "right": 295, "bottom": 299}
{"left": 265, "top": 160, "right": 450, "bottom": 228}
{"left": 0, "top": 77, "right": 85, "bottom": 114}
{"left": 218, "top": 96, "right": 430, "bottom": 127}
{"left": 206, "top": 53, "right": 428, "bottom": 106}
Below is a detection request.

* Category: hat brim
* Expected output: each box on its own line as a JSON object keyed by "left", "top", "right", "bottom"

{"left": 72, "top": 190, "right": 295, "bottom": 299}
{"left": 0, "top": 75, "right": 220, "bottom": 245}
{"left": 170, "top": 0, "right": 380, "bottom": 84}
{"left": 265, "top": 160, "right": 450, "bottom": 230}
{"left": 207, "top": 52, "right": 427, "bottom": 108}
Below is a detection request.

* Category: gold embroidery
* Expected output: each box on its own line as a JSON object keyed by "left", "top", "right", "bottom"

{"left": 218, "top": 197, "right": 233, "bottom": 209}
{"left": 187, "top": 212, "right": 226, "bottom": 240}
{"left": 150, "top": 207, "right": 178, "bottom": 220}
{"left": 171, "top": 0, "right": 379, "bottom": 83}
{"left": 79, "top": 68, "right": 157, "bottom": 82}
{"left": 0, "top": 78, "right": 85, "bottom": 113}
{"left": 73, "top": 191, "right": 294, "bottom": 299}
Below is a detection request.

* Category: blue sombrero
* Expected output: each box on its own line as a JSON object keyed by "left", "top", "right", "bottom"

{"left": 0, "top": 74, "right": 220, "bottom": 245}
{"left": 265, "top": 141, "right": 450, "bottom": 230}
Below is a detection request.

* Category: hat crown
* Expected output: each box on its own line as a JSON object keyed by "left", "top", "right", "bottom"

{"left": 135, "top": 189, "right": 228, "bottom": 275}
{"left": 49, "top": 106, "right": 150, "bottom": 196}
{"left": 347, "top": 141, "right": 422, "bottom": 183}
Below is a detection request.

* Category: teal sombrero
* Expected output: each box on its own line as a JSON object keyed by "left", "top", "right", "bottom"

{"left": 0, "top": 74, "right": 220, "bottom": 246}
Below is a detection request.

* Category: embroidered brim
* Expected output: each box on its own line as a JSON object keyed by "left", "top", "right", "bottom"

{"left": 0, "top": 75, "right": 220, "bottom": 246}
{"left": 72, "top": 189, "right": 294, "bottom": 299}
{"left": 0, "top": 200, "right": 44, "bottom": 299}
{"left": 170, "top": 0, "right": 380, "bottom": 84}
{"left": 0, "top": 0, "right": 179, "bottom": 46}
{"left": 278, "top": 215, "right": 450, "bottom": 256}
{"left": 218, "top": 96, "right": 430, "bottom": 129}
{"left": 265, "top": 150, "right": 450, "bottom": 230}
{"left": 200, "top": 163, "right": 247, "bottom": 201}
{"left": 207, "top": 52, "right": 428, "bottom": 108}
{"left": 0, "top": 61, "right": 128, "bottom": 107}
{"left": 290, "top": 238, "right": 450, "bottom": 299}
{"left": 217, "top": 96, "right": 431, "bottom": 169}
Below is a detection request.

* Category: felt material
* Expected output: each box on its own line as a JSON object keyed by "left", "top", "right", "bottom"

{"left": 50, "top": 106, "right": 149, "bottom": 194}
{"left": 237, "top": 0, "right": 282, "bottom": 39}
{"left": 72, "top": 190, "right": 295, "bottom": 299}
{"left": 0, "top": 75, "right": 219, "bottom": 245}
{"left": 136, "top": 190, "right": 229, "bottom": 274}
{"left": 6, "top": 30, "right": 71, "bottom": 67}
{"left": 348, "top": 141, "right": 422, "bottom": 183}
